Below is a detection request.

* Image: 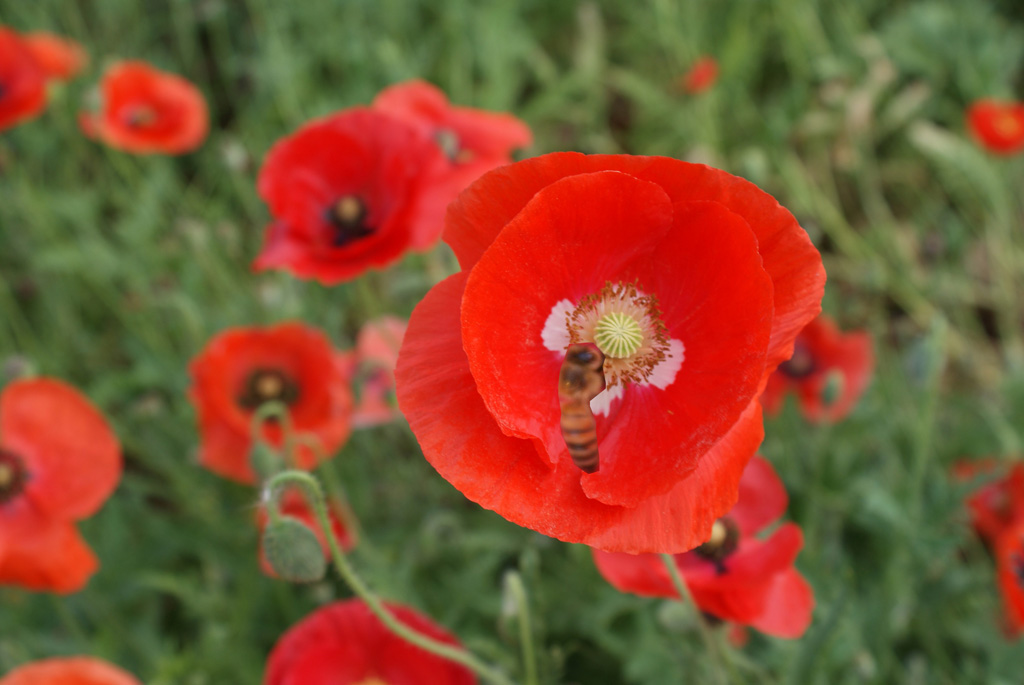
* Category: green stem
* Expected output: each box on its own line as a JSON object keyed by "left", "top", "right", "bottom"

{"left": 660, "top": 554, "right": 729, "bottom": 685}
{"left": 266, "top": 471, "right": 518, "bottom": 685}
{"left": 290, "top": 433, "right": 363, "bottom": 544}
{"left": 504, "top": 571, "right": 540, "bottom": 685}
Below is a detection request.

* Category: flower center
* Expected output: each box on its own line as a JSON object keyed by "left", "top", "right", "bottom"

{"left": 567, "top": 281, "right": 669, "bottom": 387}
{"left": 354, "top": 678, "right": 389, "bottom": 685}
{"left": 778, "top": 339, "right": 815, "bottom": 379}
{"left": 0, "top": 448, "right": 28, "bottom": 505}
{"left": 434, "top": 128, "right": 475, "bottom": 164}
{"left": 237, "top": 368, "right": 300, "bottom": 410}
{"left": 123, "top": 105, "right": 158, "bottom": 128}
{"left": 694, "top": 517, "right": 739, "bottom": 574}
{"left": 994, "top": 111, "right": 1023, "bottom": 139}
{"left": 326, "top": 195, "right": 374, "bottom": 247}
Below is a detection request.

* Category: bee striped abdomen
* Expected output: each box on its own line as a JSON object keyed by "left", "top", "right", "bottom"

{"left": 558, "top": 344, "right": 606, "bottom": 473}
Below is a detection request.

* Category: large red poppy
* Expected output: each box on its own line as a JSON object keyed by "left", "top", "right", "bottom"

{"left": 0, "top": 27, "right": 48, "bottom": 133}
{"left": 0, "top": 656, "right": 141, "bottom": 685}
{"left": 336, "top": 315, "right": 407, "bottom": 428}
{"left": 0, "top": 379, "right": 121, "bottom": 594}
{"left": 265, "top": 598, "right": 476, "bottom": 685}
{"left": 761, "top": 314, "right": 872, "bottom": 423}
{"left": 396, "top": 152, "right": 824, "bottom": 553}
{"left": 188, "top": 322, "right": 353, "bottom": 484}
{"left": 255, "top": 485, "right": 356, "bottom": 579}
{"left": 996, "top": 520, "right": 1024, "bottom": 637}
{"left": 79, "top": 60, "right": 208, "bottom": 155}
{"left": 22, "top": 32, "right": 87, "bottom": 82}
{"left": 967, "top": 99, "right": 1024, "bottom": 156}
{"left": 592, "top": 456, "right": 813, "bottom": 638}
{"left": 253, "top": 108, "right": 451, "bottom": 284}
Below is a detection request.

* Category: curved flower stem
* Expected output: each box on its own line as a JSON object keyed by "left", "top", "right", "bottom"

{"left": 266, "top": 471, "right": 518, "bottom": 685}
{"left": 289, "top": 433, "right": 363, "bottom": 544}
{"left": 660, "top": 554, "right": 729, "bottom": 685}
{"left": 504, "top": 571, "right": 540, "bottom": 685}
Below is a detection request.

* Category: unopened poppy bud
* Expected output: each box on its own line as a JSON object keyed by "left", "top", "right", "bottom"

{"left": 262, "top": 516, "right": 327, "bottom": 583}
{"left": 250, "top": 440, "right": 283, "bottom": 481}
{"left": 821, "top": 369, "right": 845, "bottom": 407}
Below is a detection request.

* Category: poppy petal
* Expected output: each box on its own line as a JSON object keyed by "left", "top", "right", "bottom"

{"left": 0, "top": 379, "right": 121, "bottom": 521}
{"left": 0, "top": 656, "right": 141, "bottom": 685}
{"left": 729, "top": 455, "right": 788, "bottom": 537}
{"left": 747, "top": 568, "right": 815, "bottom": 638}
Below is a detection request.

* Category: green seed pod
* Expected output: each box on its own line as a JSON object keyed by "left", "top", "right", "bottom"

{"left": 262, "top": 516, "right": 327, "bottom": 583}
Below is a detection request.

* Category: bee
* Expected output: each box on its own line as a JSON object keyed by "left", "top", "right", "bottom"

{"left": 558, "top": 343, "right": 606, "bottom": 473}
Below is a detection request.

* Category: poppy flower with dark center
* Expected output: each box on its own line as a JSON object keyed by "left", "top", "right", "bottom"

{"left": 0, "top": 379, "right": 121, "bottom": 594}
{"left": 253, "top": 108, "right": 450, "bottom": 284}
{"left": 265, "top": 598, "right": 476, "bottom": 685}
{"left": 0, "top": 656, "right": 141, "bottom": 685}
{"left": 954, "top": 459, "right": 1024, "bottom": 546}
{"left": 0, "top": 27, "right": 48, "bottom": 133}
{"left": 188, "top": 322, "right": 353, "bottom": 484}
{"left": 967, "top": 99, "right": 1024, "bottom": 156}
{"left": 996, "top": 520, "right": 1024, "bottom": 638}
{"left": 396, "top": 152, "right": 824, "bottom": 553}
{"left": 592, "top": 456, "right": 814, "bottom": 638}
{"left": 79, "top": 60, "right": 208, "bottom": 154}
{"left": 761, "top": 314, "right": 872, "bottom": 423}
{"left": 255, "top": 485, "right": 356, "bottom": 579}
{"left": 336, "top": 316, "right": 407, "bottom": 428}
{"left": 22, "top": 31, "right": 87, "bottom": 81}
{"left": 680, "top": 55, "right": 719, "bottom": 94}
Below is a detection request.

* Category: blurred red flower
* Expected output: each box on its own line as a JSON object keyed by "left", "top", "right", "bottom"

{"left": 255, "top": 485, "right": 356, "bottom": 578}
{"left": 761, "top": 314, "right": 872, "bottom": 422}
{"left": 0, "top": 379, "right": 121, "bottom": 594}
{"left": 22, "top": 32, "right": 87, "bottom": 81}
{"left": 967, "top": 99, "right": 1024, "bottom": 156}
{"left": 680, "top": 56, "right": 718, "bottom": 94}
{"left": 954, "top": 459, "right": 1024, "bottom": 546}
{"left": 253, "top": 108, "right": 449, "bottom": 284}
{"left": 995, "top": 520, "right": 1024, "bottom": 638}
{"left": 0, "top": 27, "right": 48, "bottom": 132}
{"left": 396, "top": 152, "right": 824, "bottom": 553}
{"left": 0, "top": 656, "right": 140, "bottom": 685}
{"left": 592, "top": 456, "right": 814, "bottom": 638}
{"left": 337, "top": 315, "right": 407, "bottom": 428}
{"left": 188, "top": 322, "right": 353, "bottom": 484}
{"left": 265, "top": 598, "right": 476, "bottom": 685}
{"left": 373, "top": 79, "right": 531, "bottom": 225}
{"left": 79, "top": 60, "right": 208, "bottom": 154}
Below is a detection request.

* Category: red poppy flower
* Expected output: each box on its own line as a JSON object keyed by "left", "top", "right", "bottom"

{"left": 255, "top": 485, "right": 356, "bottom": 578}
{"left": 996, "top": 520, "right": 1024, "bottom": 638}
{"left": 79, "top": 60, "right": 208, "bottom": 155}
{"left": 0, "top": 656, "right": 141, "bottom": 685}
{"left": 253, "top": 108, "right": 454, "bottom": 284}
{"left": 265, "top": 598, "right": 476, "bottom": 685}
{"left": 0, "top": 27, "right": 48, "bottom": 133}
{"left": 395, "top": 152, "right": 825, "bottom": 553}
{"left": 22, "top": 32, "right": 87, "bottom": 81}
{"left": 0, "top": 379, "right": 121, "bottom": 594}
{"left": 592, "top": 456, "right": 814, "bottom": 638}
{"left": 967, "top": 99, "right": 1024, "bottom": 156}
{"left": 188, "top": 322, "right": 353, "bottom": 484}
{"left": 761, "top": 314, "right": 872, "bottom": 423}
{"left": 680, "top": 56, "right": 719, "bottom": 94}
{"left": 954, "top": 459, "right": 1024, "bottom": 545}
{"left": 337, "top": 316, "right": 407, "bottom": 428}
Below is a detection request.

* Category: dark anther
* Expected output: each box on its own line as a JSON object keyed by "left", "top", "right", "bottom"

{"left": 237, "top": 368, "right": 300, "bottom": 410}
{"left": 778, "top": 339, "right": 816, "bottom": 379}
{"left": 0, "top": 448, "right": 28, "bottom": 505}
{"left": 325, "top": 195, "right": 374, "bottom": 247}
{"left": 694, "top": 517, "right": 740, "bottom": 574}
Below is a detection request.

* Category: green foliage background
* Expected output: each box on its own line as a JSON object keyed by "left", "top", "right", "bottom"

{"left": 2, "top": 0, "right": 1024, "bottom": 682}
